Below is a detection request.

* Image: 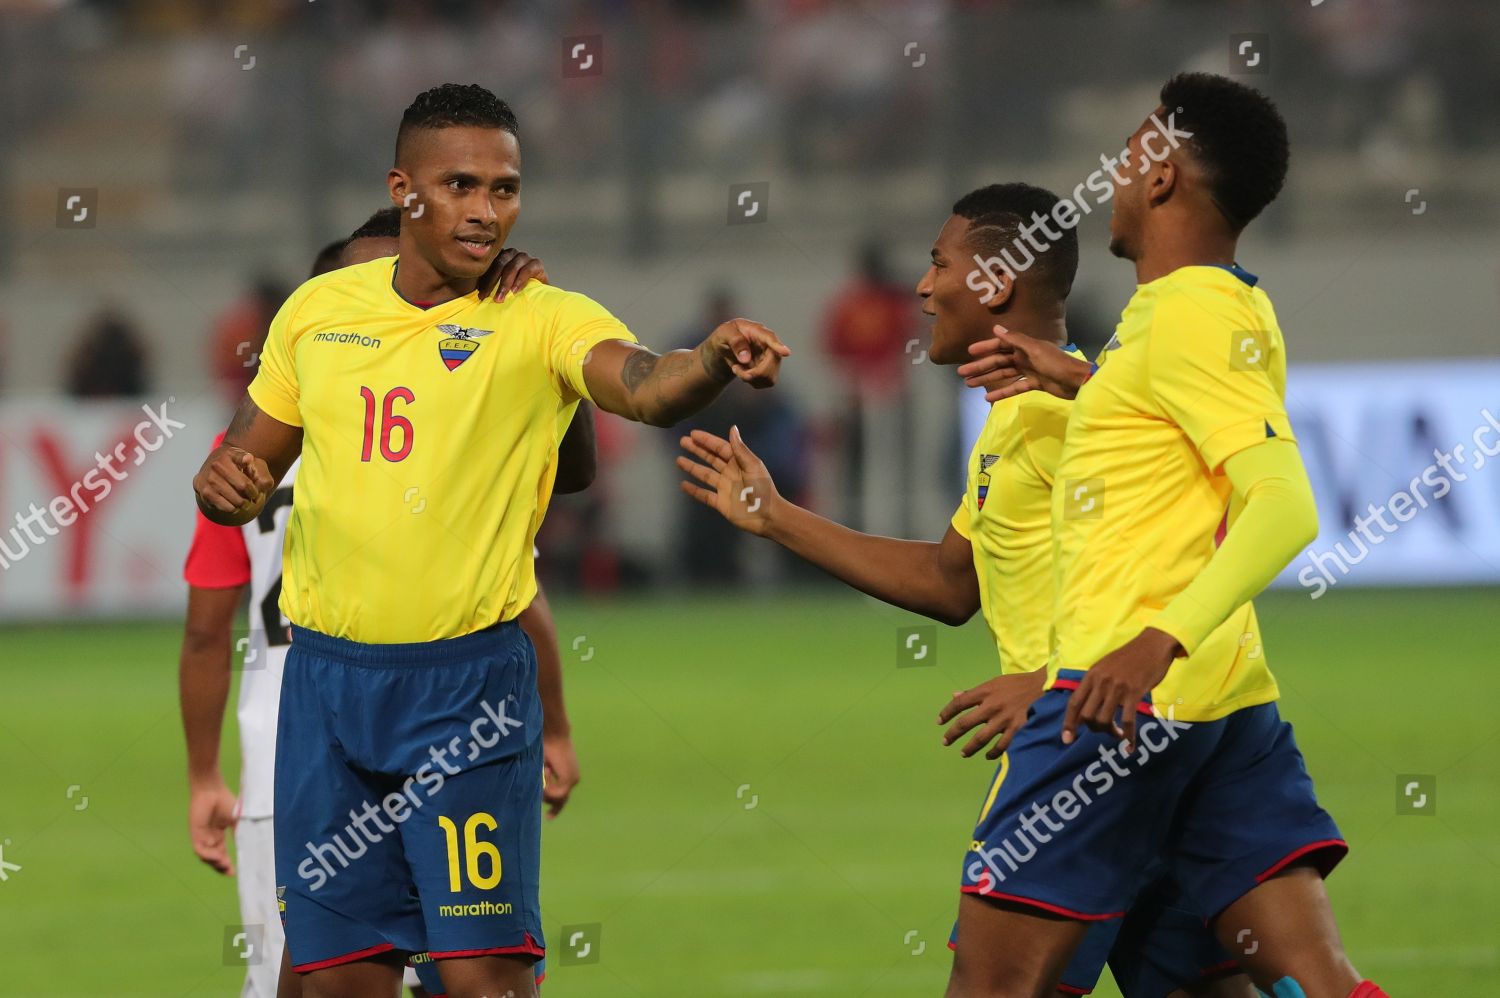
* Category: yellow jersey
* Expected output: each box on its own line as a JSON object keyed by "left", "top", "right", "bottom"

{"left": 247, "top": 257, "right": 636, "bottom": 643}
{"left": 1050, "top": 265, "right": 1295, "bottom": 721}
{"left": 950, "top": 349, "right": 1080, "bottom": 675}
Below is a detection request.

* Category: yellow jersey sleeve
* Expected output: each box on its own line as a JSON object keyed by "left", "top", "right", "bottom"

{"left": 1147, "top": 291, "right": 1295, "bottom": 473}
{"left": 246, "top": 288, "right": 308, "bottom": 427}
{"left": 538, "top": 287, "right": 638, "bottom": 405}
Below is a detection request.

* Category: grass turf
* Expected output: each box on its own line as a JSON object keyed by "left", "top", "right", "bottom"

{"left": 0, "top": 587, "right": 1497, "bottom": 995}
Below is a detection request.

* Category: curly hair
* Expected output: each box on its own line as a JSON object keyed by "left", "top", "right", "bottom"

{"left": 1159, "top": 73, "right": 1288, "bottom": 230}
{"left": 395, "top": 83, "right": 519, "bottom": 165}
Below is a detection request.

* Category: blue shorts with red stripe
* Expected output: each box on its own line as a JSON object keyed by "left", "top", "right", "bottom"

{"left": 275, "top": 621, "right": 546, "bottom": 974}
{"left": 960, "top": 670, "right": 1346, "bottom": 929}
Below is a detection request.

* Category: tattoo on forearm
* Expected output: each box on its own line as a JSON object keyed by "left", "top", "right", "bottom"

{"left": 698, "top": 340, "right": 733, "bottom": 384}
{"left": 225, "top": 394, "right": 262, "bottom": 444}
{"left": 620, "top": 348, "right": 661, "bottom": 394}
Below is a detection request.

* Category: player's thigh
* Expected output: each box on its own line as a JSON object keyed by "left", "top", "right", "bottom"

{"left": 1210, "top": 865, "right": 1360, "bottom": 998}
{"left": 946, "top": 894, "right": 1092, "bottom": 998}
{"left": 297, "top": 951, "right": 405, "bottom": 998}
{"left": 435, "top": 954, "right": 538, "bottom": 998}
{"left": 236, "top": 816, "right": 289, "bottom": 998}
{"left": 400, "top": 734, "right": 546, "bottom": 964}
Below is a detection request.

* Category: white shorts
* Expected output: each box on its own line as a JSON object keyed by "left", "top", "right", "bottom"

{"left": 234, "top": 816, "right": 285, "bottom": 998}
{"left": 237, "top": 816, "right": 425, "bottom": 993}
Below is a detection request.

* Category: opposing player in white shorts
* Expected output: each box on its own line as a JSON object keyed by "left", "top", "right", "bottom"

{"left": 179, "top": 214, "right": 588, "bottom": 997}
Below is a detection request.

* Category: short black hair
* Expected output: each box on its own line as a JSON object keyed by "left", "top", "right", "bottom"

{"left": 395, "top": 83, "right": 519, "bottom": 165}
{"left": 952, "top": 183, "right": 1078, "bottom": 301}
{"left": 310, "top": 240, "right": 346, "bottom": 279}
{"left": 348, "top": 206, "right": 402, "bottom": 243}
{"left": 1159, "top": 72, "right": 1288, "bottom": 230}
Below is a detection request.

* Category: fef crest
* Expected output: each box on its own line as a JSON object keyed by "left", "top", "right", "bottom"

{"left": 435, "top": 324, "right": 492, "bottom": 371}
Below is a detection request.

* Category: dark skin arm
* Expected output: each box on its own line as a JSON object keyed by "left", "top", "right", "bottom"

{"left": 582, "top": 319, "right": 790, "bottom": 428}
{"left": 515, "top": 584, "right": 578, "bottom": 819}
{"left": 192, "top": 395, "right": 302, "bottom": 526}
{"left": 678, "top": 428, "right": 980, "bottom": 625}
{"left": 179, "top": 583, "right": 244, "bottom": 875}
{"left": 552, "top": 402, "right": 596, "bottom": 495}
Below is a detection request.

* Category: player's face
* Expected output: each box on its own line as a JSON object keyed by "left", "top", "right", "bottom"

{"left": 339, "top": 236, "right": 400, "bottom": 268}
{"left": 395, "top": 125, "right": 521, "bottom": 281}
{"left": 916, "top": 215, "right": 1001, "bottom": 366}
{"left": 1107, "top": 115, "right": 1154, "bottom": 260}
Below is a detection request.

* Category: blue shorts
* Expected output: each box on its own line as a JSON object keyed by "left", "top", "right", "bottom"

{"left": 275, "top": 622, "right": 546, "bottom": 974}
{"left": 960, "top": 670, "right": 1346, "bottom": 925}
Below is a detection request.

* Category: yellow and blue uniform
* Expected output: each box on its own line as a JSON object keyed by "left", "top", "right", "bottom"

{"left": 951, "top": 349, "right": 1235, "bottom": 995}
{"left": 971, "top": 266, "right": 1345, "bottom": 927}
{"left": 250, "top": 257, "right": 633, "bottom": 644}
{"left": 251, "top": 257, "right": 636, "bottom": 972}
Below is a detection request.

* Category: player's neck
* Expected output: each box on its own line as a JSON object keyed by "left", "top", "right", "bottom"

{"left": 391, "top": 257, "right": 478, "bottom": 308}
{"left": 1133, "top": 223, "right": 1239, "bottom": 285}
{"left": 992, "top": 306, "right": 1068, "bottom": 347}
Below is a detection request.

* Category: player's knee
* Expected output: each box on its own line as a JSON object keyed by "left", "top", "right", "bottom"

{"left": 945, "top": 961, "right": 1059, "bottom": 998}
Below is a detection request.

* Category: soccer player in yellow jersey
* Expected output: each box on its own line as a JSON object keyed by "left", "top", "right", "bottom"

{"left": 190, "top": 83, "right": 788, "bottom": 998}
{"left": 953, "top": 74, "right": 1389, "bottom": 998}
{"left": 679, "top": 184, "right": 1253, "bottom": 998}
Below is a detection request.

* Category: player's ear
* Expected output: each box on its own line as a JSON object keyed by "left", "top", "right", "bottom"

{"left": 984, "top": 271, "right": 1015, "bottom": 312}
{"left": 1147, "top": 157, "right": 1176, "bottom": 207}
{"left": 388, "top": 168, "right": 412, "bottom": 211}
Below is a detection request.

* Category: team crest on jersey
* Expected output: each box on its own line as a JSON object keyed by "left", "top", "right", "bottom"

{"left": 976, "top": 453, "right": 1000, "bottom": 510}
{"left": 276, "top": 885, "right": 286, "bottom": 914}
{"left": 436, "top": 324, "right": 493, "bottom": 371}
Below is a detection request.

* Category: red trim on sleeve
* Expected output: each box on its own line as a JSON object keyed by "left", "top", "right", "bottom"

{"left": 183, "top": 434, "right": 250, "bottom": 588}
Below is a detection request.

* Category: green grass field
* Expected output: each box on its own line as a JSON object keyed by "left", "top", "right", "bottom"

{"left": 2, "top": 587, "right": 1497, "bottom": 996}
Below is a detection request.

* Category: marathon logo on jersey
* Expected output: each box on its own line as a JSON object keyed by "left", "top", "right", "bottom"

{"left": 976, "top": 454, "right": 1000, "bottom": 510}
{"left": 436, "top": 324, "right": 492, "bottom": 370}
{"left": 312, "top": 330, "right": 382, "bottom": 349}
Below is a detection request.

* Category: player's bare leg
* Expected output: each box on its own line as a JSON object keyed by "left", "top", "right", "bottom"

{"left": 275, "top": 946, "right": 302, "bottom": 998}
{"left": 435, "top": 954, "right": 539, "bottom": 998}
{"left": 297, "top": 953, "right": 404, "bottom": 998}
{"left": 1211, "top": 864, "right": 1364, "bottom": 998}
{"left": 944, "top": 895, "right": 1089, "bottom": 998}
{"left": 1168, "top": 975, "right": 1258, "bottom": 998}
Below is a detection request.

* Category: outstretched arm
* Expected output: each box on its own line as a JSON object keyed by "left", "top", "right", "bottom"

{"left": 678, "top": 427, "right": 980, "bottom": 625}
{"left": 192, "top": 394, "right": 302, "bottom": 526}
{"left": 582, "top": 319, "right": 790, "bottom": 428}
